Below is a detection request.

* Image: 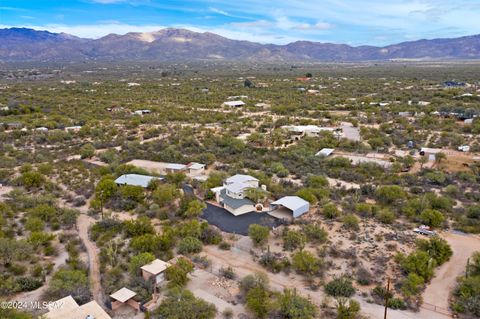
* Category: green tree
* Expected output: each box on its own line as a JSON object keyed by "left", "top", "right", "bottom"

{"left": 277, "top": 289, "right": 317, "bottom": 319}
{"left": 178, "top": 236, "right": 203, "bottom": 255}
{"left": 325, "top": 277, "right": 355, "bottom": 297}
{"left": 184, "top": 199, "right": 207, "bottom": 218}
{"left": 47, "top": 269, "right": 90, "bottom": 304}
{"left": 246, "top": 286, "right": 270, "bottom": 318}
{"left": 165, "top": 257, "right": 194, "bottom": 288}
{"left": 154, "top": 288, "right": 216, "bottom": 319}
{"left": 401, "top": 273, "right": 424, "bottom": 297}
{"left": 248, "top": 224, "right": 269, "bottom": 247}
{"left": 292, "top": 250, "right": 322, "bottom": 276}
{"left": 375, "top": 185, "right": 407, "bottom": 205}
{"left": 336, "top": 298, "right": 360, "bottom": 319}
{"left": 129, "top": 252, "right": 155, "bottom": 276}
{"left": 419, "top": 209, "right": 445, "bottom": 228}
{"left": 283, "top": 230, "right": 306, "bottom": 251}
{"left": 79, "top": 143, "right": 95, "bottom": 159}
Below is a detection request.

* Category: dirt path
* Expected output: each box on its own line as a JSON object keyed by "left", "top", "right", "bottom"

{"left": 420, "top": 231, "right": 480, "bottom": 315}
{"left": 77, "top": 214, "right": 104, "bottom": 305}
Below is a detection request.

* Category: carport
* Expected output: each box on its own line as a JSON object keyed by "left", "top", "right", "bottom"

{"left": 270, "top": 196, "right": 310, "bottom": 219}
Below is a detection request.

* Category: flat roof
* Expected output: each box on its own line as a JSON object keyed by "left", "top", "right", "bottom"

{"left": 114, "top": 174, "right": 160, "bottom": 188}
{"left": 223, "top": 100, "right": 245, "bottom": 106}
{"left": 110, "top": 287, "right": 137, "bottom": 303}
{"left": 44, "top": 296, "right": 111, "bottom": 319}
{"left": 316, "top": 148, "right": 335, "bottom": 157}
{"left": 271, "top": 196, "right": 309, "bottom": 211}
{"left": 166, "top": 163, "right": 187, "bottom": 170}
{"left": 141, "top": 259, "right": 170, "bottom": 275}
{"left": 225, "top": 174, "right": 258, "bottom": 184}
{"left": 187, "top": 162, "right": 205, "bottom": 170}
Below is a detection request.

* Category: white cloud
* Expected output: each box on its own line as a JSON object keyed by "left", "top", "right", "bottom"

{"left": 293, "top": 22, "right": 334, "bottom": 30}
{"left": 209, "top": 7, "right": 230, "bottom": 16}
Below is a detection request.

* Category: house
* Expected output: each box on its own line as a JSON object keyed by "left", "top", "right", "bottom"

{"left": 114, "top": 174, "right": 161, "bottom": 188}
{"left": 419, "top": 147, "right": 444, "bottom": 161}
{"left": 34, "top": 127, "right": 49, "bottom": 132}
{"left": 141, "top": 258, "right": 170, "bottom": 286}
{"left": 133, "top": 109, "right": 151, "bottom": 115}
{"left": 186, "top": 162, "right": 206, "bottom": 176}
{"left": 65, "top": 125, "right": 82, "bottom": 132}
{"left": 223, "top": 100, "right": 245, "bottom": 107}
{"left": 43, "top": 295, "right": 111, "bottom": 319}
{"left": 282, "top": 125, "right": 335, "bottom": 138}
{"left": 211, "top": 174, "right": 265, "bottom": 216}
{"left": 110, "top": 287, "right": 140, "bottom": 312}
{"left": 270, "top": 196, "right": 310, "bottom": 219}
{"left": 165, "top": 163, "right": 187, "bottom": 173}
{"left": 316, "top": 148, "right": 335, "bottom": 157}
{"left": 227, "top": 95, "right": 248, "bottom": 100}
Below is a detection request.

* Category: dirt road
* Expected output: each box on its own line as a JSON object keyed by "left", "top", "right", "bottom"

{"left": 420, "top": 231, "right": 480, "bottom": 315}
{"left": 77, "top": 214, "right": 104, "bottom": 306}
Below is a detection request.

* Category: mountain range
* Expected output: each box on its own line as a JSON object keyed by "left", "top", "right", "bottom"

{"left": 1, "top": 27, "right": 480, "bottom": 62}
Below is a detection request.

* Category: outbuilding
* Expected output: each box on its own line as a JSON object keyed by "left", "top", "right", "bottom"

{"left": 223, "top": 100, "right": 245, "bottom": 107}
{"left": 141, "top": 259, "right": 170, "bottom": 286}
{"left": 270, "top": 196, "right": 310, "bottom": 219}
{"left": 114, "top": 174, "right": 161, "bottom": 188}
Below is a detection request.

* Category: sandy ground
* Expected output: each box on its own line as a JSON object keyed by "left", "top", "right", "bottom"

{"left": 0, "top": 184, "right": 13, "bottom": 197}
{"left": 420, "top": 231, "right": 480, "bottom": 315}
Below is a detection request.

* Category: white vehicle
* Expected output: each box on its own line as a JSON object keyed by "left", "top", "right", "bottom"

{"left": 458, "top": 145, "right": 470, "bottom": 152}
{"left": 413, "top": 225, "right": 436, "bottom": 236}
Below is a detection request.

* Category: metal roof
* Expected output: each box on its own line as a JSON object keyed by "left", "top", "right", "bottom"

{"left": 166, "top": 163, "right": 187, "bottom": 170}
{"left": 316, "top": 148, "right": 335, "bottom": 157}
{"left": 225, "top": 174, "right": 258, "bottom": 184}
{"left": 220, "top": 188, "right": 254, "bottom": 209}
{"left": 110, "top": 287, "right": 137, "bottom": 303}
{"left": 271, "top": 196, "right": 309, "bottom": 212}
{"left": 114, "top": 174, "right": 160, "bottom": 188}
{"left": 187, "top": 162, "right": 205, "bottom": 170}
{"left": 223, "top": 100, "right": 245, "bottom": 106}
{"left": 44, "top": 296, "right": 111, "bottom": 319}
{"left": 141, "top": 259, "right": 170, "bottom": 275}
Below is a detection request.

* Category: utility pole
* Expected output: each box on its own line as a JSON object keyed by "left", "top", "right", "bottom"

{"left": 384, "top": 277, "right": 391, "bottom": 319}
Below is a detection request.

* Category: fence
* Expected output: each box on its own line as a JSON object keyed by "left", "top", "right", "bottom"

{"left": 420, "top": 302, "right": 452, "bottom": 317}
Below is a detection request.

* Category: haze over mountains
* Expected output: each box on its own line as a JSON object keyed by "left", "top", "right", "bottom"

{"left": 1, "top": 27, "right": 480, "bottom": 62}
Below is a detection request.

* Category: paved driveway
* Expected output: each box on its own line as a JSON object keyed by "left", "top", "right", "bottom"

{"left": 201, "top": 203, "right": 281, "bottom": 235}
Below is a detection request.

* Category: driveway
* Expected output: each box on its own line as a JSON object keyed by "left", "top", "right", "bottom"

{"left": 201, "top": 203, "right": 281, "bottom": 235}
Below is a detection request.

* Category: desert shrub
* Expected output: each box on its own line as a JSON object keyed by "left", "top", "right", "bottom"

{"left": 325, "top": 277, "right": 355, "bottom": 297}
{"left": 303, "top": 223, "right": 328, "bottom": 244}
{"left": 178, "top": 236, "right": 203, "bottom": 255}
{"left": 283, "top": 229, "right": 306, "bottom": 251}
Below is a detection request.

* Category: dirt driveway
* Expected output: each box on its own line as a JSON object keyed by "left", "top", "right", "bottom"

{"left": 420, "top": 231, "right": 480, "bottom": 315}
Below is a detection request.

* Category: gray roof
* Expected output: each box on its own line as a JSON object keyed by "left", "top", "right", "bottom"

{"left": 114, "top": 174, "right": 161, "bottom": 188}
{"left": 271, "top": 196, "right": 309, "bottom": 211}
{"left": 220, "top": 188, "right": 254, "bottom": 209}
{"left": 225, "top": 174, "right": 258, "bottom": 184}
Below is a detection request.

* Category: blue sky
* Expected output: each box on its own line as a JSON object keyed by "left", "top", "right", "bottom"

{"left": 1, "top": 0, "right": 480, "bottom": 46}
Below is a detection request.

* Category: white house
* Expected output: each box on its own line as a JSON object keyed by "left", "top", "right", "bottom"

{"left": 186, "top": 162, "right": 205, "bottom": 176}
{"left": 211, "top": 174, "right": 265, "bottom": 216}
{"left": 223, "top": 100, "right": 245, "bottom": 107}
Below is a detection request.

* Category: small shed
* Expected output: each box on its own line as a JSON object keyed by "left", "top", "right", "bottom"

{"left": 186, "top": 162, "right": 205, "bottom": 176}
{"left": 271, "top": 196, "right": 310, "bottom": 219}
{"left": 141, "top": 259, "right": 170, "bottom": 285}
{"left": 110, "top": 287, "right": 140, "bottom": 312}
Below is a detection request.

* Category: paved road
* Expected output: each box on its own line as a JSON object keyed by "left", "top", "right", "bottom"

{"left": 201, "top": 202, "right": 281, "bottom": 235}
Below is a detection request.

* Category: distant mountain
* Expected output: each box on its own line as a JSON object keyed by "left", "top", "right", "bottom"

{"left": 1, "top": 27, "right": 480, "bottom": 62}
